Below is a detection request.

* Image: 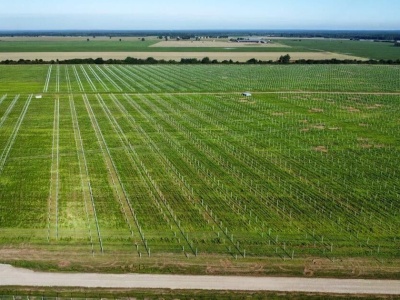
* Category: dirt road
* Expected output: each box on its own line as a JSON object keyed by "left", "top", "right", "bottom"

{"left": 0, "top": 264, "right": 399, "bottom": 295}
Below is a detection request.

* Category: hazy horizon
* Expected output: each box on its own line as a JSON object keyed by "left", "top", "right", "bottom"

{"left": 0, "top": 0, "right": 399, "bottom": 31}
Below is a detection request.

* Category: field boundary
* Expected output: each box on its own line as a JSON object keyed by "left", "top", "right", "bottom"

{"left": 0, "top": 51, "right": 367, "bottom": 62}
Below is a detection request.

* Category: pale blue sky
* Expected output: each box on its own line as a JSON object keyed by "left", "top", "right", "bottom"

{"left": 0, "top": 0, "right": 399, "bottom": 30}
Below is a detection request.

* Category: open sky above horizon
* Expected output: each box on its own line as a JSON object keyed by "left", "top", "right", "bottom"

{"left": 0, "top": 0, "right": 399, "bottom": 31}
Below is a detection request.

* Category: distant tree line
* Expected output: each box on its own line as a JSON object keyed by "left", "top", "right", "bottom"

{"left": 1, "top": 56, "right": 399, "bottom": 65}
{"left": 1, "top": 30, "right": 399, "bottom": 40}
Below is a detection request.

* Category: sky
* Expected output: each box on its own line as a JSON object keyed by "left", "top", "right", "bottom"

{"left": 0, "top": 0, "right": 399, "bottom": 31}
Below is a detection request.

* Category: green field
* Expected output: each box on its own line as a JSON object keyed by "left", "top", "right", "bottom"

{"left": 1, "top": 64, "right": 400, "bottom": 94}
{"left": 0, "top": 64, "right": 399, "bottom": 275}
{"left": 0, "top": 39, "right": 305, "bottom": 53}
{"left": 1, "top": 38, "right": 399, "bottom": 60}
{"left": 0, "top": 40, "right": 157, "bottom": 52}
{"left": 279, "top": 39, "right": 400, "bottom": 60}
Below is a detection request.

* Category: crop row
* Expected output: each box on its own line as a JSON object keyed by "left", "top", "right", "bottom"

{"left": 40, "top": 64, "right": 400, "bottom": 94}
{"left": 0, "top": 92, "right": 398, "bottom": 259}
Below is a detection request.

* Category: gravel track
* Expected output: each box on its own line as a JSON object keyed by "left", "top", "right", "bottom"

{"left": 0, "top": 264, "right": 399, "bottom": 295}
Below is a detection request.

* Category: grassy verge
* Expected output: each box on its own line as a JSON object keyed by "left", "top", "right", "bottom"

{"left": 0, "top": 287, "right": 398, "bottom": 300}
{"left": 1, "top": 247, "right": 400, "bottom": 279}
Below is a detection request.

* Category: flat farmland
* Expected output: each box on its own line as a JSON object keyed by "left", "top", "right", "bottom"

{"left": 150, "top": 40, "right": 290, "bottom": 47}
{"left": 0, "top": 37, "right": 398, "bottom": 60}
{"left": 278, "top": 39, "right": 400, "bottom": 61}
{"left": 2, "top": 36, "right": 393, "bottom": 61}
{"left": 1, "top": 64, "right": 399, "bottom": 94}
{"left": 0, "top": 64, "right": 399, "bottom": 276}
{"left": 0, "top": 39, "right": 298, "bottom": 53}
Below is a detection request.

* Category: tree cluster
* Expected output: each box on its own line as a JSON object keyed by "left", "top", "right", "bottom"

{"left": 1, "top": 56, "right": 399, "bottom": 65}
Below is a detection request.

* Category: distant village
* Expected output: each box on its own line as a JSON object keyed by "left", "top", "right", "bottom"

{"left": 165, "top": 35, "right": 271, "bottom": 44}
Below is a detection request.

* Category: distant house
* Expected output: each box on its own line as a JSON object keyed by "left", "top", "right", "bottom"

{"left": 242, "top": 92, "right": 252, "bottom": 97}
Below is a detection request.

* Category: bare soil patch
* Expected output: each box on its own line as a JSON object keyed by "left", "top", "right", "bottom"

{"left": 357, "top": 137, "right": 385, "bottom": 149}
{"left": 314, "top": 146, "right": 328, "bottom": 153}
{"left": 309, "top": 108, "right": 324, "bottom": 113}
{"left": 239, "top": 99, "right": 255, "bottom": 104}
{"left": 344, "top": 106, "right": 361, "bottom": 112}
{"left": 360, "top": 143, "right": 385, "bottom": 149}
{"left": 366, "top": 104, "right": 384, "bottom": 109}
{"left": 312, "top": 125, "right": 325, "bottom": 130}
{"left": 361, "top": 144, "right": 373, "bottom": 149}
{"left": 357, "top": 137, "right": 369, "bottom": 142}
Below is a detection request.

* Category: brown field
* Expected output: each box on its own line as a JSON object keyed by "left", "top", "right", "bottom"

{"left": 151, "top": 40, "right": 289, "bottom": 48}
{"left": 0, "top": 51, "right": 366, "bottom": 62}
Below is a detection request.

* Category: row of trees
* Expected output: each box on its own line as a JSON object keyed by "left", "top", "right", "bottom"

{"left": 1, "top": 56, "right": 399, "bottom": 65}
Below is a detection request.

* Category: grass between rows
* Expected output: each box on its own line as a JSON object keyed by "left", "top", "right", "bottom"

{"left": 0, "top": 64, "right": 399, "bottom": 280}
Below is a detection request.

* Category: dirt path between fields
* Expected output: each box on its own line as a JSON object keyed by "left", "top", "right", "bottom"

{"left": 0, "top": 264, "right": 399, "bottom": 295}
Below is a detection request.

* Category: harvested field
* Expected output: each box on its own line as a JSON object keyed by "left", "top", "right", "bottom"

{"left": 151, "top": 40, "right": 289, "bottom": 48}
{"left": 0, "top": 51, "right": 366, "bottom": 62}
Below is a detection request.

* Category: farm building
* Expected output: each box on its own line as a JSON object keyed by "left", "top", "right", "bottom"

{"left": 232, "top": 38, "right": 267, "bottom": 44}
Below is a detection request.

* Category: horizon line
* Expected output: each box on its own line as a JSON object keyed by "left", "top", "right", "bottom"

{"left": 0, "top": 28, "right": 400, "bottom": 32}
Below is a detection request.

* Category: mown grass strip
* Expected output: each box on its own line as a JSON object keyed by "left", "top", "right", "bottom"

{"left": 69, "top": 95, "right": 100, "bottom": 254}
{"left": 0, "top": 95, "right": 19, "bottom": 128}
{"left": 43, "top": 65, "right": 52, "bottom": 93}
{"left": 72, "top": 66, "right": 84, "bottom": 92}
{"left": 47, "top": 98, "right": 60, "bottom": 241}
